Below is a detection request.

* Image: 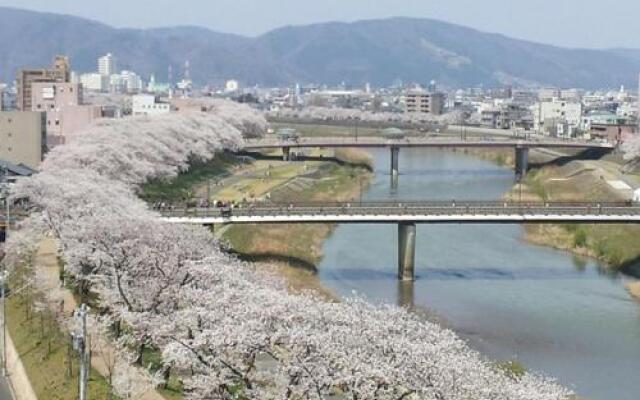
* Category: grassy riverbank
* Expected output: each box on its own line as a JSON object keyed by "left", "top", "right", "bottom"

{"left": 223, "top": 160, "right": 372, "bottom": 267}
{"left": 450, "top": 147, "right": 516, "bottom": 168}
{"left": 140, "top": 148, "right": 372, "bottom": 297}
{"left": 140, "top": 153, "right": 241, "bottom": 202}
{"left": 508, "top": 154, "right": 640, "bottom": 272}
{"left": 6, "top": 265, "right": 115, "bottom": 400}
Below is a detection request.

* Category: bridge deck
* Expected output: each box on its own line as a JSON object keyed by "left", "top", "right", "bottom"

{"left": 243, "top": 137, "right": 615, "bottom": 150}
{"left": 161, "top": 201, "right": 640, "bottom": 225}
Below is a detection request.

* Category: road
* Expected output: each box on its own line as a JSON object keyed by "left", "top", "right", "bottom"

{"left": 244, "top": 136, "right": 615, "bottom": 150}
{"left": 160, "top": 200, "right": 640, "bottom": 225}
{"left": 0, "top": 378, "right": 12, "bottom": 400}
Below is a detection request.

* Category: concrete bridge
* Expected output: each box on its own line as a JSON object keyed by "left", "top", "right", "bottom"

{"left": 243, "top": 137, "right": 615, "bottom": 181}
{"left": 162, "top": 200, "right": 639, "bottom": 281}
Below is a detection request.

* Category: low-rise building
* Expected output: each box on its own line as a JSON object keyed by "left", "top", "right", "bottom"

{"left": 587, "top": 114, "right": 637, "bottom": 142}
{"left": 132, "top": 95, "right": 171, "bottom": 116}
{"left": 147, "top": 75, "right": 171, "bottom": 94}
{"left": 31, "top": 82, "right": 82, "bottom": 112}
{"left": 0, "top": 111, "right": 46, "bottom": 169}
{"left": 534, "top": 99, "right": 583, "bottom": 136}
{"left": 30, "top": 82, "right": 103, "bottom": 145}
{"left": 479, "top": 102, "right": 532, "bottom": 130}
{"left": 538, "top": 88, "right": 560, "bottom": 101}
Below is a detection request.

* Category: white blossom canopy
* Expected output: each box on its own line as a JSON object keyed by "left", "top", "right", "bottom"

{"left": 7, "top": 102, "right": 571, "bottom": 399}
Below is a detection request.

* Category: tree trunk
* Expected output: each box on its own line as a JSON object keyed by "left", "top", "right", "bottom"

{"left": 135, "top": 342, "right": 145, "bottom": 366}
{"left": 162, "top": 365, "right": 171, "bottom": 389}
{"left": 66, "top": 336, "right": 73, "bottom": 380}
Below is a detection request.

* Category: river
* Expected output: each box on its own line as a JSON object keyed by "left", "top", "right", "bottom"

{"left": 317, "top": 148, "right": 640, "bottom": 400}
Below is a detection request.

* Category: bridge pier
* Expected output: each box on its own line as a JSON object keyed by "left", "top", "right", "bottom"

{"left": 391, "top": 146, "right": 400, "bottom": 176}
{"left": 398, "top": 222, "right": 416, "bottom": 281}
{"left": 515, "top": 147, "right": 529, "bottom": 182}
{"left": 391, "top": 174, "right": 399, "bottom": 191}
{"left": 397, "top": 281, "right": 415, "bottom": 309}
{"left": 282, "top": 146, "right": 291, "bottom": 161}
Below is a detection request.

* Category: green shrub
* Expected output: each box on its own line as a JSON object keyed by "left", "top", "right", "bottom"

{"left": 496, "top": 360, "right": 526, "bottom": 380}
{"left": 573, "top": 228, "right": 588, "bottom": 248}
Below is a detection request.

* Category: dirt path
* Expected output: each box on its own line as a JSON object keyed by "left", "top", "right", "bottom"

{"left": 35, "top": 238, "right": 166, "bottom": 400}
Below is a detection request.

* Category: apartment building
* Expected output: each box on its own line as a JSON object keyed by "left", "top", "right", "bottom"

{"left": 98, "top": 53, "right": 117, "bottom": 77}
{"left": 534, "top": 99, "right": 583, "bottom": 136}
{"left": 16, "top": 55, "right": 70, "bottom": 111}
{"left": 0, "top": 111, "right": 46, "bottom": 169}
{"left": 31, "top": 82, "right": 102, "bottom": 145}
{"left": 404, "top": 89, "right": 445, "bottom": 115}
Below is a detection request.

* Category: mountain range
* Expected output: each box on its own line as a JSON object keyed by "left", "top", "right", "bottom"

{"left": 1, "top": 6, "right": 639, "bottom": 88}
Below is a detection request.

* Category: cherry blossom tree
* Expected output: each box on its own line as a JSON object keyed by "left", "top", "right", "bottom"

{"left": 267, "top": 106, "right": 457, "bottom": 128}
{"left": 621, "top": 134, "right": 640, "bottom": 165}
{"left": 5, "top": 102, "right": 572, "bottom": 400}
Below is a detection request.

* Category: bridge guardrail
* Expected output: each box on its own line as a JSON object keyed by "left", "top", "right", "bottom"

{"left": 158, "top": 201, "right": 640, "bottom": 219}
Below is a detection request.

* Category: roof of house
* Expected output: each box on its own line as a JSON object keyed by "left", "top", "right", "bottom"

{"left": 0, "top": 159, "right": 36, "bottom": 177}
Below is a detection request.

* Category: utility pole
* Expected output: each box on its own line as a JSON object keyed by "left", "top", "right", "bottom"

{"left": 1, "top": 167, "right": 8, "bottom": 377}
{"left": 0, "top": 270, "right": 5, "bottom": 378}
{"left": 355, "top": 119, "right": 359, "bottom": 143}
{"left": 1, "top": 166, "right": 8, "bottom": 245}
{"left": 72, "top": 304, "right": 89, "bottom": 400}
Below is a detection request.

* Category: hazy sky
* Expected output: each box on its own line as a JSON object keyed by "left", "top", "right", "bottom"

{"left": 1, "top": 0, "right": 638, "bottom": 49}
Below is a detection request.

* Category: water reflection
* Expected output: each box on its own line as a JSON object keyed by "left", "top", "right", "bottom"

{"left": 571, "top": 255, "right": 588, "bottom": 272}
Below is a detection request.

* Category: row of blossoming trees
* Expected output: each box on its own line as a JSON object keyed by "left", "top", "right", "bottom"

{"left": 3, "top": 100, "right": 571, "bottom": 399}
{"left": 267, "top": 106, "right": 463, "bottom": 126}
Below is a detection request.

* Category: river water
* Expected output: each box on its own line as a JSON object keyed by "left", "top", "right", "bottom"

{"left": 317, "top": 148, "right": 640, "bottom": 400}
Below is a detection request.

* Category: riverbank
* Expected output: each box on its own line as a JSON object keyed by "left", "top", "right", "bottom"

{"left": 626, "top": 281, "right": 640, "bottom": 301}
{"left": 508, "top": 153, "right": 640, "bottom": 272}
{"left": 222, "top": 159, "right": 372, "bottom": 267}
{"left": 141, "top": 148, "right": 373, "bottom": 298}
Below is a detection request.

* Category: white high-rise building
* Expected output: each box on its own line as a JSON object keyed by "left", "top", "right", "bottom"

{"left": 80, "top": 73, "right": 109, "bottom": 92}
{"left": 98, "top": 53, "right": 116, "bottom": 77}
{"left": 118, "top": 71, "right": 143, "bottom": 93}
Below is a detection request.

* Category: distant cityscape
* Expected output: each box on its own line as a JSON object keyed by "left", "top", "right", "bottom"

{"left": 0, "top": 52, "right": 639, "bottom": 174}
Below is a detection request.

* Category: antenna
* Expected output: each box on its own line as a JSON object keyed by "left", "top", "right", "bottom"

{"left": 168, "top": 65, "right": 173, "bottom": 85}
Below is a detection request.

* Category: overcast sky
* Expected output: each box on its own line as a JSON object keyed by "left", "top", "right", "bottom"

{"left": 0, "top": 0, "right": 638, "bottom": 49}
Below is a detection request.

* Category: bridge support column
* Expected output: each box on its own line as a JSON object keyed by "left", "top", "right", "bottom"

{"left": 391, "top": 174, "right": 399, "bottom": 191}
{"left": 398, "top": 222, "right": 416, "bottom": 281}
{"left": 397, "top": 281, "right": 415, "bottom": 309}
{"left": 282, "top": 146, "right": 291, "bottom": 161}
{"left": 515, "top": 147, "right": 529, "bottom": 182}
{"left": 391, "top": 146, "right": 400, "bottom": 177}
